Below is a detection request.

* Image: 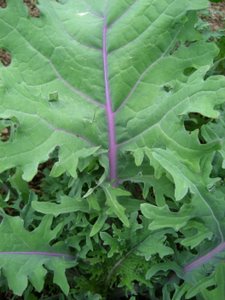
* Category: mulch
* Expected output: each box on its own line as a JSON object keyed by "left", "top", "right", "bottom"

{"left": 0, "top": 49, "right": 11, "bottom": 66}
{"left": 207, "top": 1, "right": 225, "bottom": 31}
{"left": 0, "top": 0, "right": 6, "bottom": 8}
{"left": 23, "top": 0, "right": 40, "bottom": 17}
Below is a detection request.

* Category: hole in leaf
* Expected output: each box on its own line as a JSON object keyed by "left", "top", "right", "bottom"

{"left": 184, "top": 40, "right": 197, "bottom": 47}
{"left": 169, "top": 41, "right": 181, "bottom": 55}
{"left": 0, "top": 0, "right": 7, "bottom": 8}
{"left": 28, "top": 159, "right": 55, "bottom": 195}
{"left": 0, "top": 48, "right": 11, "bottom": 66}
{"left": 184, "top": 113, "right": 211, "bottom": 131}
{"left": 123, "top": 181, "right": 144, "bottom": 200}
{"left": 55, "top": 0, "right": 68, "bottom": 4}
{"left": 163, "top": 84, "right": 173, "bottom": 93}
{"left": 0, "top": 126, "right": 10, "bottom": 142}
{"left": 206, "top": 285, "right": 217, "bottom": 291}
{"left": 23, "top": 0, "right": 40, "bottom": 18}
{"left": 0, "top": 118, "right": 19, "bottom": 142}
{"left": 183, "top": 67, "right": 197, "bottom": 76}
{"left": 183, "top": 113, "right": 211, "bottom": 144}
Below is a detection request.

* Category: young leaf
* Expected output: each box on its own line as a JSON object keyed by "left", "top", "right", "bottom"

{"left": 32, "top": 195, "right": 89, "bottom": 216}
{"left": 177, "top": 221, "right": 213, "bottom": 249}
{"left": 90, "top": 213, "right": 107, "bottom": 237}
{"left": 100, "top": 232, "right": 120, "bottom": 258}
{"left": 102, "top": 183, "right": 130, "bottom": 227}
{"left": 141, "top": 203, "right": 193, "bottom": 231}
{"left": 0, "top": 213, "right": 75, "bottom": 295}
{"left": 135, "top": 231, "right": 174, "bottom": 260}
{"left": 146, "top": 261, "right": 182, "bottom": 280}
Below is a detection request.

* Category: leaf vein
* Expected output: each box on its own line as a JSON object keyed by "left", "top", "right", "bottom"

{"left": 115, "top": 26, "right": 182, "bottom": 112}
{"left": 0, "top": 18, "right": 103, "bottom": 108}
{"left": 118, "top": 88, "right": 224, "bottom": 146}
{"left": 108, "top": 0, "right": 176, "bottom": 54}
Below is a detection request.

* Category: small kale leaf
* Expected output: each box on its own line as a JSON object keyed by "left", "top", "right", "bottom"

{"left": 0, "top": 213, "right": 75, "bottom": 295}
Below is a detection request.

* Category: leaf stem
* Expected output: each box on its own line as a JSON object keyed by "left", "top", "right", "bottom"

{"left": 184, "top": 241, "right": 225, "bottom": 272}
{"left": 102, "top": 16, "right": 117, "bottom": 185}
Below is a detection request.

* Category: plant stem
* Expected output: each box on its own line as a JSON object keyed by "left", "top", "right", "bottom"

{"left": 102, "top": 16, "right": 117, "bottom": 186}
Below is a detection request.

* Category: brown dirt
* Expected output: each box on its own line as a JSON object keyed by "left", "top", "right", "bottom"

{"left": 23, "top": 0, "right": 40, "bottom": 17}
{"left": 0, "top": 127, "right": 10, "bottom": 142}
{"left": 0, "top": 49, "right": 11, "bottom": 66}
{"left": 207, "top": 2, "right": 225, "bottom": 31}
{"left": 0, "top": 0, "right": 7, "bottom": 8}
{"left": 28, "top": 159, "right": 55, "bottom": 194}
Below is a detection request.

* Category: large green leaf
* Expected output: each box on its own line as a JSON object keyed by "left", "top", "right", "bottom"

{"left": 145, "top": 148, "right": 225, "bottom": 241}
{"left": 0, "top": 213, "right": 75, "bottom": 295}
{"left": 171, "top": 262, "right": 225, "bottom": 300}
{"left": 200, "top": 263, "right": 225, "bottom": 300}
{"left": 0, "top": 0, "right": 224, "bottom": 186}
{"left": 202, "top": 105, "right": 225, "bottom": 168}
{"left": 1, "top": 1, "right": 225, "bottom": 297}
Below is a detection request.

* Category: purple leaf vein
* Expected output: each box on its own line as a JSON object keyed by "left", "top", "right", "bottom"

{"left": 102, "top": 16, "right": 117, "bottom": 184}
{"left": 184, "top": 242, "right": 225, "bottom": 272}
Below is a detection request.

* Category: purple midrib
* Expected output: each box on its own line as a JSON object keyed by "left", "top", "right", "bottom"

{"left": 102, "top": 16, "right": 117, "bottom": 185}
{"left": 184, "top": 241, "right": 225, "bottom": 272}
{"left": 0, "top": 251, "right": 74, "bottom": 259}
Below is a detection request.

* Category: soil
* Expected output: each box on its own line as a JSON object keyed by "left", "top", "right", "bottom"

{"left": 207, "top": 1, "right": 225, "bottom": 31}
{"left": 0, "top": 49, "right": 11, "bottom": 66}
{"left": 0, "top": 0, "right": 6, "bottom": 8}
{"left": 0, "top": 127, "right": 10, "bottom": 142}
{"left": 28, "top": 159, "right": 55, "bottom": 194}
{"left": 23, "top": 0, "right": 40, "bottom": 17}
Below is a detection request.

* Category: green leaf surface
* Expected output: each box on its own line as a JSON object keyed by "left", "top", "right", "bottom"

{"left": 199, "top": 263, "right": 225, "bottom": 300}
{"left": 173, "top": 263, "right": 225, "bottom": 300}
{"left": 90, "top": 213, "right": 107, "bottom": 237}
{"left": 0, "top": 213, "right": 75, "bottom": 295}
{"left": 177, "top": 221, "right": 213, "bottom": 249}
{"left": 135, "top": 231, "right": 174, "bottom": 260}
{"left": 102, "top": 183, "right": 130, "bottom": 227}
{"left": 0, "top": 0, "right": 224, "bottom": 186}
{"left": 202, "top": 106, "right": 225, "bottom": 168}
{"left": 147, "top": 148, "right": 225, "bottom": 241}
{"left": 141, "top": 203, "right": 193, "bottom": 231}
{"left": 32, "top": 195, "right": 89, "bottom": 216}
{"left": 146, "top": 261, "right": 182, "bottom": 280}
{"left": 100, "top": 232, "right": 119, "bottom": 258}
{"left": 1, "top": 1, "right": 225, "bottom": 298}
